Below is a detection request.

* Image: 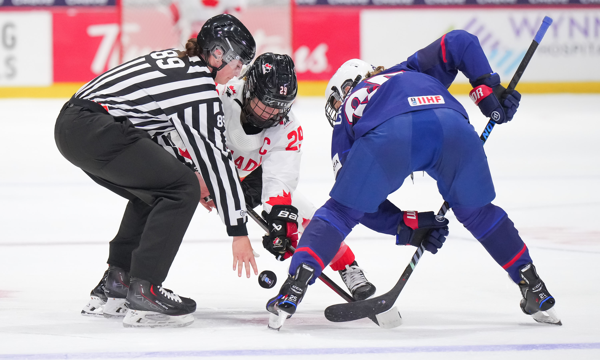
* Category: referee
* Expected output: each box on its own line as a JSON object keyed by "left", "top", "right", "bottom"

{"left": 55, "top": 14, "right": 256, "bottom": 328}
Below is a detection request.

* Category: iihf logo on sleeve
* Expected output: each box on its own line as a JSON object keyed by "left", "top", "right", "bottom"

{"left": 408, "top": 95, "right": 445, "bottom": 106}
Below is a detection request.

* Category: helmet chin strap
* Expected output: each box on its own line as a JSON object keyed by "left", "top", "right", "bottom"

{"left": 344, "top": 74, "right": 364, "bottom": 98}
{"left": 201, "top": 51, "right": 227, "bottom": 79}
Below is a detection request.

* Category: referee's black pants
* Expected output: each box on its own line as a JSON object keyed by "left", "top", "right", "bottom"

{"left": 54, "top": 99, "right": 200, "bottom": 285}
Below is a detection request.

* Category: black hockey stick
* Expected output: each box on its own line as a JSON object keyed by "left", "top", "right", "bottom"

{"left": 246, "top": 207, "right": 382, "bottom": 325}
{"left": 324, "top": 16, "right": 553, "bottom": 323}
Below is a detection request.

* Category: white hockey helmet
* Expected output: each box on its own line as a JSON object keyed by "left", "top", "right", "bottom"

{"left": 325, "top": 59, "right": 375, "bottom": 127}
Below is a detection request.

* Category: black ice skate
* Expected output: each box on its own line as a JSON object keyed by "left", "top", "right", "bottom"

{"left": 518, "top": 263, "right": 562, "bottom": 325}
{"left": 339, "top": 261, "right": 376, "bottom": 301}
{"left": 266, "top": 263, "right": 315, "bottom": 330}
{"left": 103, "top": 265, "right": 130, "bottom": 318}
{"left": 123, "top": 278, "right": 196, "bottom": 328}
{"left": 81, "top": 269, "right": 109, "bottom": 317}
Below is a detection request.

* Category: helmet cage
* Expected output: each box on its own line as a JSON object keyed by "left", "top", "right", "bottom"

{"left": 243, "top": 94, "right": 292, "bottom": 129}
{"left": 324, "top": 75, "right": 363, "bottom": 127}
{"left": 325, "top": 86, "right": 343, "bottom": 128}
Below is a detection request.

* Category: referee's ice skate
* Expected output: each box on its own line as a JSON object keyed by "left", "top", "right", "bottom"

{"left": 266, "top": 263, "right": 315, "bottom": 330}
{"left": 518, "top": 263, "right": 562, "bottom": 325}
{"left": 103, "top": 266, "right": 130, "bottom": 318}
{"left": 123, "top": 278, "right": 196, "bottom": 328}
{"left": 81, "top": 266, "right": 130, "bottom": 318}
{"left": 81, "top": 269, "right": 109, "bottom": 317}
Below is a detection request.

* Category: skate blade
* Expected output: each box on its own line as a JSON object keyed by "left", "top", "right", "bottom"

{"left": 375, "top": 306, "right": 403, "bottom": 329}
{"left": 123, "top": 310, "right": 194, "bottom": 328}
{"left": 531, "top": 307, "right": 562, "bottom": 326}
{"left": 268, "top": 310, "right": 289, "bottom": 331}
{"left": 81, "top": 296, "right": 106, "bottom": 317}
{"left": 103, "top": 298, "right": 128, "bottom": 318}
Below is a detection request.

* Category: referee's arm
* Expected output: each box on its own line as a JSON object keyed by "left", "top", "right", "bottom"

{"left": 170, "top": 104, "right": 248, "bottom": 236}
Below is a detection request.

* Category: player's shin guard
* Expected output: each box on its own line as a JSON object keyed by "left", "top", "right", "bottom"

{"left": 289, "top": 217, "right": 346, "bottom": 282}
{"left": 454, "top": 204, "right": 532, "bottom": 283}
{"left": 290, "top": 199, "right": 363, "bottom": 281}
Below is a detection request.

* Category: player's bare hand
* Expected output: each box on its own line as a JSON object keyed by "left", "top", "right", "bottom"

{"left": 195, "top": 172, "right": 215, "bottom": 212}
{"left": 232, "top": 236, "right": 258, "bottom": 278}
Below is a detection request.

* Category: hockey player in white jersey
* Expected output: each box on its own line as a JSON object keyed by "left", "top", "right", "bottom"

{"left": 165, "top": 52, "right": 377, "bottom": 300}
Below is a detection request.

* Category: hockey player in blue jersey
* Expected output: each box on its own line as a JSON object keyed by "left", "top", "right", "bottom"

{"left": 266, "top": 30, "right": 561, "bottom": 328}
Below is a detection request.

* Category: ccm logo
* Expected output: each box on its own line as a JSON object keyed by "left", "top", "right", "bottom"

{"left": 408, "top": 95, "right": 445, "bottom": 106}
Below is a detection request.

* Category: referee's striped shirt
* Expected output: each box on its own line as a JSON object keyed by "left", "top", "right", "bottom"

{"left": 75, "top": 49, "right": 247, "bottom": 235}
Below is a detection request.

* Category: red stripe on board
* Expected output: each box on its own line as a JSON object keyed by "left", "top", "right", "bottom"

{"left": 295, "top": 247, "right": 325, "bottom": 270}
{"left": 503, "top": 244, "right": 527, "bottom": 269}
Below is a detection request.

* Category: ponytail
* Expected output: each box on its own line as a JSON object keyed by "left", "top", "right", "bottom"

{"left": 178, "top": 38, "right": 201, "bottom": 58}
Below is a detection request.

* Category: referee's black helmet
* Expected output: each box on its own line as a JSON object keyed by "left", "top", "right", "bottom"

{"left": 197, "top": 14, "right": 256, "bottom": 70}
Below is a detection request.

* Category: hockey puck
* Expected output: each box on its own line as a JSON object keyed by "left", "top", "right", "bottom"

{"left": 259, "top": 270, "right": 277, "bottom": 289}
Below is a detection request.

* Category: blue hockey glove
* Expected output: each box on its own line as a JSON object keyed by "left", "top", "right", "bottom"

{"left": 470, "top": 73, "right": 521, "bottom": 124}
{"left": 396, "top": 211, "right": 449, "bottom": 254}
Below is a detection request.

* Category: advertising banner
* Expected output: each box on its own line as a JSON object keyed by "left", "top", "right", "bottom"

{"left": 1, "top": 2, "right": 599, "bottom": 93}
{"left": 236, "top": 6, "right": 292, "bottom": 59}
{"left": 0, "top": 11, "right": 52, "bottom": 86}
{"left": 0, "top": 0, "right": 115, "bottom": 6}
{"left": 361, "top": 9, "right": 600, "bottom": 83}
{"left": 53, "top": 9, "right": 118, "bottom": 82}
{"left": 52, "top": 6, "right": 177, "bottom": 83}
{"left": 296, "top": 0, "right": 600, "bottom": 5}
{"left": 292, "top": 7, "right": 360, "bottom": 81}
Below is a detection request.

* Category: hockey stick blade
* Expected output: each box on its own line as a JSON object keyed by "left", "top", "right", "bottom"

{"left": 324, "top": 17, "right": 553, "bottom": 324}
{"left": 325, "top": 246, "right": 424, "bottom": 322}
{"left": 376, "top": 306, "right": 403, "bottom": 329}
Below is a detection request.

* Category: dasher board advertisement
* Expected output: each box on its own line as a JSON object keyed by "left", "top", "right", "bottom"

{"left": 0, "top": 11, "right": 52, "bottom": 86}
{"left": 361, "top": 9, "right": 600, "bottom": 83}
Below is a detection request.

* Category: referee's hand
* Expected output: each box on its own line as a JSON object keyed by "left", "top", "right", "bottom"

{"left": 232, "top": 236, "right": 258, "bottom": 278}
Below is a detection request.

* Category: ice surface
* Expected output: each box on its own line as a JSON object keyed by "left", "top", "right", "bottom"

{"left": 1, "top": 95, "right": 599, "bottom": 359}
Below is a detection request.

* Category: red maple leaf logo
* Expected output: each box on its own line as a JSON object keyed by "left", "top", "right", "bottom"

{"left": 228, "top": 85, "right": 236, "bottom": 94}
{"left": 266, "top": 191, "right": 292, "bottom": 206}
